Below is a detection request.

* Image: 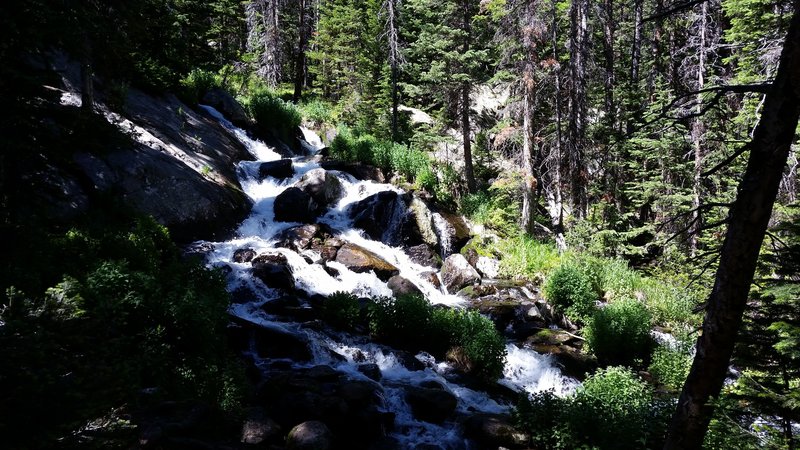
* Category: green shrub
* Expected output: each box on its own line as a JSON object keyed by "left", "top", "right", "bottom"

{"left": 179, "top": 68, "right": 220, "bottom": 105}
{"left": 648, "top": 328, "right": 693, "bottom": 390}
{"left": 514, "top": 367, "right": 667, "bottom": 449}
{"left": 544, "top": 263, "right": 597, "bottom": 322}
{"left": 367, "top": 295, "right": 506, "bottom": 380}
{"left": 300, "top": 99, "right": 334, "bottom": 126}
{"left": 639, "top": 277, "right": 699, "bottom": 327}
{"left": 247, "top": 88, "right": 302, "bottom": 143}
{"left": 322, "top": 291, "right": 361, "bottom": 330}
{"left": 568, "top": 367, "right": 657, "bottom": 449}
{"left": 586, "top": 297, "right": 654, "bottom": 367}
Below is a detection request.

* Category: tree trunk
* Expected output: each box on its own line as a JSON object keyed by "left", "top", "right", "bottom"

{"left": 522, "top": 90, "right": 537, "bottom": 235}
{"left": 631, "top": 0, "right": 643, "bottom": 84}
{"left": 568, "top": 0, "right": 589, "bottom": 218}
{"left": 386, "top": 0, "right": 401, "bottom": 142}
{"left": 689, "top": 1, "right": 708, "bottom": 257}
{"left": 292, "top": 0, "right": 308, "bottom": 103}
{"left": 462, "top": 82, "right": 476, "bottom": 193}
{"left": 664, "top": 4, "right": 800, "bottom": 447}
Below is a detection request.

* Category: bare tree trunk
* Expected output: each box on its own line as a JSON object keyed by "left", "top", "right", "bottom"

{"left": 689, "top": 1, "right": 708, "bottom": 257}
{"left": 549, "top": 0, "right": 566, "bottom": 249}
{"left": 522, "top": 91, "right": 537, "bottom": 235}
{"left": 664, "top": 4, "right": 800, "bottom": 447}
{"left": 568, "top": 0, "right": 589, "bottom": 218}
{"left": 461, "top": 0, "right": 476, "bottom": 193}
{"left": 247, "top": 0, "right": 281, "bottom": 87}
{"left": 384, "top": 0, "right": 401, "bottom": 142}
{"left": 292, "top": 0, "right": 308, "bottom": 103}
{"left": 631, "top": 0, "right": 643, "bottom": 84}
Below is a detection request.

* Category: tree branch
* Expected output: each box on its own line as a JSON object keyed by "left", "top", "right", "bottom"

{"left": 643, "top": 0, "right": 708, "bottom": 22}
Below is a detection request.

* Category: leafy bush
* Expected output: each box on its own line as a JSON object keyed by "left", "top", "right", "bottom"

{"left": 0, "top": 216, "right": 242, "bottom": 447}
{"left": 247, "top": 88, "right": 302, "bottom": 143}
{"left": 460, "top": 175, "right": 521, "bottom": 236}
{"left": 367, "top": 295, "right": 506, "bottom": 379}
{"left": 648, "top": 329, "right": 693, "bottom": 390}
{"left": 569, "top": 367, "right": 658, "bottom": 449}
{"left": 544, "top": 263, "right": 597, "bottom": 322}
{"left": 586, "top": 297, "right": 654, "bottom": 367}
{"left": 639, "top": 277, "right": 699, "bottom": 327}
{"left": 180, "top": 68, "right": 220, "bottom": 105}
{"left": 300, "top": 98, "right": 334, "bottom": 126}
{"left": 322, "top": 291, "right": 361, "bottom": 330}
{"left": 514, "top": 367, "right": 667, "bottom": 449}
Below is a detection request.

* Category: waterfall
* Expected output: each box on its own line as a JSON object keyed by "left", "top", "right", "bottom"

{"left": 197, "top": 105, "right": 577, "bottom": 447}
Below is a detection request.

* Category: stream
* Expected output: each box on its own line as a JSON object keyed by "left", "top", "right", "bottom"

{"left": 197, "top": 105, "right": 578, "bottom": 448}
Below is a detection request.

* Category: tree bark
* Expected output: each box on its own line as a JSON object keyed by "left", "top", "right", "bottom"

{"left": 385, "top": 0, "right": 401, "bottom": 142}
{"left": 461, "top": 0, "right": 476, "bottom": 193}
{"left": 689, "top": 1, "right": 709, "bottom": 257}
{"left": 568, "top": 0, "right": 589, "bottom": 218}
{"left": 292, "top": 0, "right": 308, "bottom": 103}
{"left": 664, "top": 3, "right": 800, "bottom": 447}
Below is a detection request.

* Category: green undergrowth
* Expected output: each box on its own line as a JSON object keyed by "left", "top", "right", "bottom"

{"left": 0, "top": 214, "right": 244, "bottom": 447}
{"left": 328, "top": 126, "right": 460, "bottom": 205}
{"left": 323, "top": 292, "right": 507, "bottom": 380}
{"left": 515, "top": 366, "right": 672, "bottom": 449}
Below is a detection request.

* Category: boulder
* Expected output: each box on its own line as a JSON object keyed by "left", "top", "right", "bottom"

{"left": 258, "top": 159, "right": 294, "bottom": 180}
{"left": 349, "top": 191, "right": 423, "bottom": 247}
{"left": 387, "top": 275, "right": 422, "bottom": 297}
{"left": 201, "top": 87, "right": 250, "bottom": 127}
{"left": 420, "top": 271, "right": 442, "bottom": 290}
{"left": 320, "top": 160, "right": 385, "bottom": 183}
{"left": 440, "top": 254, "right": 481, "bottom": 293}
{"left": 475, "top": 256, "right": 500, "bottom": 278}
{"left": 251, "top": 252, "right": 295, "bottom": 290}
{"left": 240, "top": 407, "right": 281, "bottom": 446}
{"left": 276, "top": 224, "right": 321, "bottom": 251}
{"left": 229, "top": 317, "right": 313, "bottom": 362}
{"left": 405, "top": 244, "right": 442, "bottom": 268}
{"left": 286, "top": 421, "right": 333, "bottom": 450}
{"left": 404, "top": 385, "right": 457, "bottom": 424}
{"left": 462, "top": 414, "right": 529, "bottom": 449}
{"left": 358, "top": 363, "right": 382, "bottom": 381}
{"left": 335, "top": 243, "right": 399, "bottom": 281}
{"left": 433, "top": 211, "right": 471, "bottom": 257}
{"left": 409, "top": 196, "right": 439, "bottom": 248}
{"left": 296, "top": 168, "right": 344, "bottom": 211}
{"left": 233, "top": 247, "right": 256, "bottom": 263}
{"left": 274, "top": 187, "right": 319, "bottom": 223}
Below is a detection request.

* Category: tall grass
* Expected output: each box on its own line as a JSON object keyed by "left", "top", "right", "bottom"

{"left": 498, "top": 235, "right": 562, "bottom": 282}
{"left": 245, "top": 88, "right": 302, "bottom": 143}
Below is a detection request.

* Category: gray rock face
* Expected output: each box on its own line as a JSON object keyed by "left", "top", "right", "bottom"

{"left": 349, "top": 191, "right": 425, "bottom": 247}
{"left": 319, "top": 160, "right": 385, "bottom": 183}
{"left": 404, "top": 384, "right": 457, "bottom": 424}
{"left": 258, "top": 159, "right": 294, "bottom": 180}
{"left": 387, "top": 275, "right": 422, "bottom": 297}
{"left": 251, "top": 252, "right": 295, "bottom": 291}
{"left": 201, "top": 88, "right": 250, "bottom": 127}
{"left": 274, "top": 187, "right": 319, "bottom": 223}
{"left": 286, "top": 421, "right": 332, "bottom": 450}
{"left": 441, "top": 254, "right": 481, "bottom": 293}
{"left": 240, "top": 407, "right": 281, "bottom": 445}
{"left": 295, "top": 168, "right": 344, "bottom": 211}
{"left": 404, "top": 244, "right": 442, "bottom": 268}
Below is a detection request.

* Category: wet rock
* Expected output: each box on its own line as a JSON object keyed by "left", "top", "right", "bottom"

{"left": 251, "top": 252, "right": 295, "bottom": 291}
{"left": 404, "top": 385, "right": 457, "bottom": 424}
{"left": 250, "top": 325, "right": 313, "bottom": 361}
{"left": 296, "top": 168, "right": 344, "bottom": 212}
{"left": 240, "top": 407, "right": 281, "bottom": 446}
{"left": 395, "top": 352, "right": 426, "bottom": 372}
{"left": 387, "top": 275, "right": 422, "bottom": 297}
{"left": 276, "top": 224, "right": 321, "bottom": 251}
{"left": 320, "top": 160, "right": 385, "bottom": 183}
{"left": 319, "top": 246, "right": 339, "bottom": 262}
{"left": 404, "top": 244, "right": 442, "bottom": 269}
{"left": 349, "top": 191, "right": 423, "bottom": 247}
{"left": 420, "top": 271, "right": 442, "bottom": 290}
{"left": 409, "top": 196, "right": 439, "bottom": 248}
{"left": 286, "top": 421, "right": 332, "bottom": 450}
{"left": 441, "top": 254, "right": 481, "bottom": 293}
{"left": 258, "top": 158, "right": 294, "bottom": 180}
{"left": 233, "top": 247, "right": 256, "bottom": 263}
{"left": 433, "top": 211, "right": 471, "bottom": 256}
{"left": 307, "top": 365, "right": 343, "bottom": 382}
{"left": 201, "top": 88, "right": 249, "bottom": 127}
{"left": 274, "top": 187, "right": 319, "bottom": 223}
{"left": 358, "top": 363, "right": 382, "bottom": 381}
{"left": 463, "top": 414, "right": 529, "bottom": 449}
{"left": 335, "top": 243, "right": 399, "bottom": 281}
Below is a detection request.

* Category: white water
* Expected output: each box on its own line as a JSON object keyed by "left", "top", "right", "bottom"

{"left": 198, "top": 105, "right": 577, "bottom": 446}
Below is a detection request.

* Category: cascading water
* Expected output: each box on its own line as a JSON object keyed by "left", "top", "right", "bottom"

{"left": 197, "top": 105, "right": 578, "bottom": 448}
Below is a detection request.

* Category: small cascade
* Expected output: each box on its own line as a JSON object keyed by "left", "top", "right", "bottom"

{"left": 197, "top": 105, "right": 578, "bottom": 447}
